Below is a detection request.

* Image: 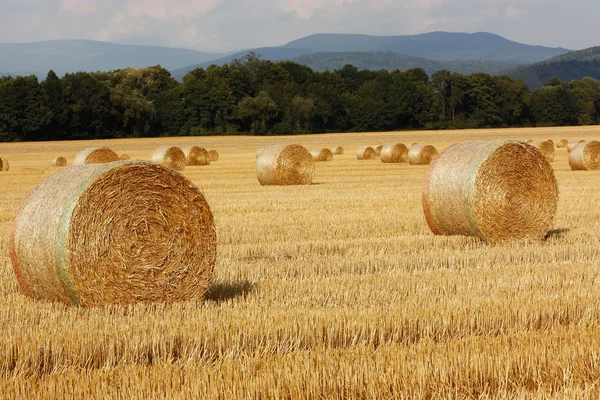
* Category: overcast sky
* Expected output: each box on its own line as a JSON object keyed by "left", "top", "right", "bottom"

{"left": 0, "top": 0, "right": 596, "bottom": 52}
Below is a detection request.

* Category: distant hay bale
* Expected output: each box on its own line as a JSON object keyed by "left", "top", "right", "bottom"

{"left": 531, "top": 140, "right": 555, "bottom": 162}
{"left": 256, "top": 148, "right": 265, "bottom": 158}
{"left": 310, "top": 148, "right": 334, "bottom": 162}
{"left": 73, "top": 147, "right": 119, "bottom": 166}
{"left": 568, "top": 140, "right": 585, "bottom": 152}
{"left": 9, "top": 161, "right": 216, "bottom": 306}
{"left": 332, "top": 146, "right": 344, "bottom": 155}
{"left": 181, "top": 146, "right": 210, "bottom": 166}
{"left": 526, "top": 140, "right": 534, "bottom": 144}
{"left": 356, "top": 146, "right": 376, "bottom": 160}
{"left": 208, "top": 150, "right": 219, "bottom": 162}
{"left": 380, "top": 143, "right": 409, "bottom": 163}
{"left": 569, "top": 141, "right": 600, "bottom": 171}
{"left": 409, "top": 144, "right": 438, "bottom": 165}
{"left": 151, "top": 146, "right": 186, "bottom": 171}
{"left": 372, "top": 145, "right": 383, "bottom": 157}
{"left": 557, "top": 139, "right": 568, "bottom": 148}
{"left": 546, "top": 139, "right": 555, "bottom": 148}
{"left": 0, "top": 158, "right": 9, "bottom": 171}
{"left": 119, "top": 154, "right": 131, "bottom": 161}
{"left": 256, "top": 144, "right": 314, "bottom": 186}
{"left": 422, "top": 140, "right": 558, "bottom": 244}
{"left": 52, "top": 157, "right": 67, "bottom": 167}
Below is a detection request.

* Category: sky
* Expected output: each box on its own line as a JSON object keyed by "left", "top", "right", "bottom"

{"left": 0, "top": 0, "right": 596, "bottom": 52}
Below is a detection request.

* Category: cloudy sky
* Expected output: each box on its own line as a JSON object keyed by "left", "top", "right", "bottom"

{"left": 0, "top": 0, "right": 595, "bottom": 52}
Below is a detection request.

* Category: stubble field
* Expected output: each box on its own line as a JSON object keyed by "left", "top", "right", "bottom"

{"left": 1, "top": 126, "right": 600, "bottom": 399}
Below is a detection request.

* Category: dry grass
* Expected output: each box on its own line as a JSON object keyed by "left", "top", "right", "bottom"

{"left": 1, "top": 126, "right": 600, "bottom": 397}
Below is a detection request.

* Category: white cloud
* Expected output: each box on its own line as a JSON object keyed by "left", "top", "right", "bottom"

{"left": 59, "top": 0, "right": 96, "bottom": 14}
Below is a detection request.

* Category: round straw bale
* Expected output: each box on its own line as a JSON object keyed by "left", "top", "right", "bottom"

{"left": 530, "top": 140, "right": 555, "bottom": 162}
{"left": 372, "top": 145, "right": 383, "bottom": 157}
{"left": 151, "top": 146, "right": 186, "bottom": 171}
{"left": 9, "top": 161, "right": 216, "bottom": 306}
{"left": 257, "top": 144, "right": 314, "bottom": 186}
{"left": 380, "top": 143, "right": 409, "bottom": 163}
{"left": 569, "top": 141, "right": 600, "bottom": 171}
{"left": 310, "top": 148, "right": 334, "bottom": 162}
{"left": 256, "top": 148, "right": 265, "bottom": 158}
{"left": 208, "top": 150, "right": 219, "bottom": 162}
{"left": 356, "top": 146, "right": 376, "bottom": 160}
{"left": 52, "top": 157, "right": 67, "bottom": 167}
{"left": 73, "top": 147, "right": 119, "bottom": 166}
{"left": 0, "top": 157, "right": 9, "bottom": 171}
{"left": 182, "top": 146, "right": 210, "bottom": 166}
{"left": 409, "top": 144, "right": 438, "bottom": 165}
{"left": 332, "top": 146, "right": 344, "bottom": 155}
{"left": 546, "top": 139, "right": 555, "bottom": 148}
{"left": 557, "top": 139, "right": 568, "bottom": 148}
{"left": 568, "top": 140, "right": 585, "bottom": 152}
{"left": 526, "top": 140, "right": 534, "bottom": 144}
{"left": 422, "top": 140, "right": 558, "bottom": 244}
{"left": 119, "top": 153, "right": 131, "bottom": 161}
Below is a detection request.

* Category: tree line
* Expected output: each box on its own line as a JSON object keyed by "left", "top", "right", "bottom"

{"left": 1, "top": 53, "right": 600, "bottom": 141}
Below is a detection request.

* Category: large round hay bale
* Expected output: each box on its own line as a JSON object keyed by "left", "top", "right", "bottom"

{"left": 380, "top": 143, "right": 409, "bottom": 163}
{"left": 119, "top": 153, "right": 131, "bottom": 161}
{"left": 409, "top": 144, "right": 438, "bottom": 165}
{"left": 74, "top": 147, "right": 119, "bottom": 166}
{"left": 52, "top": 157, "right": 67, "bottom": 167}
{"left": 422, "top": 140, "right": 558, "bottom": 244}
{"left": 332, "top": 146, "right": 344, "bottom": 155}
{"left": 568, "top": 140, "right": 585, "bottom": 152}
{"left": 372, "top": 145, "right": 383, "bottom": 157}
{"left": 310, "top": 148, "right": 334, "bottom": 162}
{"left": 151, "top": 146, "right": 186, "bottom": 171}
{"left": 531, "top": 140, "right": 555, "bottom": 162}
{"left": 0, "top": 157, "right": 9, "bottom": 171}
{"left": 356, "top": 146, "right": 376, "bottom": 160}
{"left": 208, "top": 150, "right": 219, "bottom": 162}
{"left": 9, "top": 161, "right": 216, "bottom": 306}
{"left": 182, "top": 146, "right": 210, "bottom": 166}
{"left": 569, "top": 141, "right": 600, "bottom": 171}
{"left": 557, "top": 139, "right": 568, "bottom": 148}
{"left": 257, "top": 144, "right": 315, "bottom": 186}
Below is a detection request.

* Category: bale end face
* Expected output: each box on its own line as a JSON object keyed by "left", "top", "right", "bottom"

{"left": 257, "top": 144, "right": 315, "bottom": 186}
{"left": 182, "top": 146, "right": 210, "bottom": 166}
{"left": 151, "top": 146, "right": 187, "bottom": 171}
{"left": 311, "top": 148, "right": 334, "bottom": 162}
{"left": 409, "top": 144, "right": 438, "bottom": 165}
{"left": 531, "top": 141, "right": 555, "bottom": 163}
{"left": 208, "top": 150, "right": 219, "bottom": 162}
{"left": 0, "top": 157, "right": 9, "bottom": 171}
{"left": 557, "top": 139, "right": 568, "bottom": 148}
{"left": 380, "top": 143, "right": 409, "bottom": 163}
{"left": 52, "top": 157, "right": 67, "bottom": 167}
{"left": 356, "top": 146, "right": 376, "bottom": 160}
{"left": 569, "top": 141, "right": 600, "bottom": 171}
{"left": 74, "top": 147, "right": 119, "bottom": 166}
{"left": 119, "top": 154, "right": 131, "bottom": 161}
{"left": 332, "top": 146, "right": 344, "bottom": 155}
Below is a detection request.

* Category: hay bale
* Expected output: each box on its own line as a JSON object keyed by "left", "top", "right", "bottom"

{"left": 73, "top": 147, "right": 119, "bottom": 166}
{"left": 372, "top": 145, "right": 383, "bottom": 157}
{"left": 568, "top": 140, "right": 585, "bottom": 152}
{"left": 256, "top": 144, "right": 314, "bottom": 186}
{"left": 256, "top": 148, "right": 265, "bottom": 158}
{"left": 182, "top": 146, "right": 210, "bottom": 166}
{"left": 332, "top": 146, "right": 344, "bottom": 155}
{"left": 9, "top": 161, "right": 216, "bottom": 306}
{"left": 0, "top": 157, "right": 9, "bottom": 171}
{"left": 356, "top": 146, "right": 376, "bottom": 160}
{"left": 546, "top": 139, "right": 555, "bottom": 148}
{"left": 526, "top": 140, "right": 534, "bottom": 144}
{"left": 422, "top": 140, "right": 558, "bottom": 244}
{"left": 310, "top": 148, "right": 334, "bottom": 162}
{"left": 380, "top": 143, "right": 409, "bottom": 163}
{"left": 557, "top": 139, "right": 568, "bottom": 148}
{"left": 52, "top": 157, "right": 67, "bottom": 167}
{"left": 119, "top": 154, "right": 131, "bottom": 161}
{"left": 208, "top": 150, "right": 219, "bottom": 162}
{"left": 409, "top": 144, "right": 438, "bottom": 165}
{"left": 569, "top": 141, "right": 600, "bottom": 171}
{"left": 151, "top": 146, "right": 186, "bottom": 171}
{"left": 530, "top": 141, "right": 555, "bottom": 162}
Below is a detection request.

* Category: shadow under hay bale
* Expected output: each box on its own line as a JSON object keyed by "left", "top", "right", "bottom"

{"left": 568, "top": 140, "right": 585, "bottom": 152}
{"left": 380, "top": 143, "right": 409, "bottom": 163}
{"left": 356, "top": 146, "right": 376, "bottom": 160}
{"left": 151, "top": 146, "right": 186, "bottom": 171}
{"left": 257, "top": 144, "right": 315, "bottom": 186}
{"left": 422, "top": 140, "right": 558, "bottom": 244}
{"left": 531, "top": 140, "right": 555, "bottom": 163}
{"left": 409, "top": 144, "right": 438, "bottom": 165}
{"left": 52, "top": 157, "right": 67, "bottom": 167}
{"left": 310, "top": 148, "right": 334, "bottom": 162}
{"left": 332, "top": 146, "right": 344, "bottom": 155}
{"left": 205, "top": 280, "right": 255, "bottom": 302}
{"left": 74, "top": 147, "right": 119, "bottom": 166}
{"left": 208, "top": 150, "right": 219, "bottom": 162}
{"left": 182, "top": 146, "right": 210, "bottom": 166}
{"left": 569, "top": 141, "right": 600, "bottom": 171}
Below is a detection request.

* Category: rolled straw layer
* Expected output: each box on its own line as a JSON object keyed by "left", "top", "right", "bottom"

{"left": 569, "top": 141, "right": 600, "bottom": 171}
{"left": 0, "top": 158, "right": 8, "bottom": 171}
{"left": 208, "top": 150, "right": 219, "bottom": 162}
{"left": 310, "top": 148, "right": 334, "bottom": 162}
{"left": 119, "top": 154, "right": 131, "bottom": 161}
{"left": 256, "top": 148, "right": 265, "bottom": 158}
{"left": 409, "top": 144, "right": 438, "bottom": 165}
{"left": 568, "top": 140, "right": 585, "bottom": 152}
{"left": 52, "top": 157, "right": 67, "bottom": 167}
{"left": 356, "top": 146, "right": 376, "bottom": 160}
{"left": 182, "top": 146, "right": 210, "bottom": 166}
{"left": 557, "top": 139, "right": 568, "bottom": 148}
{"left": 332, "top": 146, "right": 344, "bottom": 155}
{"left": 257, "top": 144, "right": 314, "bottom": 186}
{"left": 531, "top": 140, "right": 555, "bottom": 162}
{"left": 380, "top": 143, "right": 409, "bottom": 163}
{"left": 372, "top": 145, "right": 383, "bottom": 157}
{"left": 151, "top": 146, "right": 186, "bottom": 171}
{"left": 73, "top": 147, "right": 118, "bottom": 166}
{"left": 422, "top": 140, "right": 558, "bottom": 244}
{"left": 9, "top": 161, "right": 216, "bottom": 306}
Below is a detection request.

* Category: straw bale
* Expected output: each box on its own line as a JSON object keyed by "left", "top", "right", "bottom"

{"left": 568, "top": 140, "right": 585, "bottom": 152}
{"left": 526, "top": 140, "right": 534, "bottom": 144}
{"left": 151, "top": 146, "right": 186, "bottom": 171}
{"left": 52, "top": 157, "right": 67, "bottom": 167}
{"left": 256, "top": 144, "right": 314, "bottom": 186}
{"left": 546, "top": 139, "right": 555, "bottom": 148}
{"left": 73, "top": 147, "right": 119, "bottom": 166}
{"left": 182, "top": 146, "right": 210, "bottom": 166}
{"left": 409, "top": 144, "right": 438, "bottom": 165}
{"left": 372, "top": 145, "right": 383, "bottom": 157}
{"left": 9, "top": 161, "right": 216, "bottom": 306}
{"left": 422, "top": 140, "right": 558, "bottom": 244}
{"left": 256, "top": 148, "right": 265, "bottom": 158}
{"left": 530, "top": 140, "right": 555, "bottom": 162}
{"left": 208, "top": 150, "right": 219, "bottom": 162}
{"left": 380, "top": 143, "right": 409, "bottom": 163}
{"left": 557, "top": 139, "right": 568, "bottom": 148}
{"left": 356, "top": 146, "right": 376, "bottom": 160}
{"left": 332, "top": 146, "right": 344, "bottom": 155}
{"left": 569, "top": 141, "right": 600, "bottom": 171}
{"left": 0, "top": 158, "right": 9, "bottom": 171}
{"left": 310, "top": 148, "right": 334, "bottom": 162}
{"left": 119, "top": 154, "right": 131, "bottom": 161}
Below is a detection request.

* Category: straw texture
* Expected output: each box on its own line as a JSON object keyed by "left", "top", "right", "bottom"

{"left": 310, "top": 148, "right": 334, "bottom": 162}
{"left": 208, "top": 150, "right": 219, "bottom": 162}
{"left": 182, "top": 146, "right": 210, "bottom": 166}
{"left": 73, "top": 147, "right": 119, "bottom": 166}
{"left": 119, "top": 154, "right": 131, "bottom": 161}
{"left": 380, "top": 143, "right": 409, "bottom": 163}
{"left": 151, "top": 146, "right": 186, "bottom": 171}
{"left": 356, "top": 146, "right": 376, "bottom": 160}
{"left": 256, "top": 148, "right": 265, "bottom": 158}
{"left": 557, "top": 139, "right": 568, "bottom": 148}
{"left": 372, "top": 145, "right": 383, "bottom": 157}
{"left": 568, "top": 140, "right": 585, "bottom": 152}
{"left": 409, "top": 144, "right": 438, "bottom": 165}
{"left": 256, "top": 144, "right": 315, "bottom": 186}
{"left": 9, "top": 161, "right": 216, "bottom": 307}
{"left": 332, "top": 146, "right": 344, "bottom": 155}
{"left": 569, "top": 141, "right": 600, "bottom": 171}
{"left": 0, "top": 158, "right": 8, "bottom": 171}
{"left": 52, "top": 157, "right": 67, "bottom": 167}
{"left": 422, "top": 140, "right": 558, "bottom": 244}
{"left": 531, "top": 141, "right": 555, "bottom": 162}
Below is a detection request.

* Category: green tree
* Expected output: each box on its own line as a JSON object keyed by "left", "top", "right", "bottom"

{"left": 237, "top": 91, "right": 278, "bottom": 134}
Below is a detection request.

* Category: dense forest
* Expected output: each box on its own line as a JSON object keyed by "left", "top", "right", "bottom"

{"left": 1, "top": 53, "right": 600, "bottom": 141}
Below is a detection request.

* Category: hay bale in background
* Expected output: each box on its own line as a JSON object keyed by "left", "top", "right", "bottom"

{"left": 256, "top": 148, "right": 265, "bottom": 158}
{"left": 52, "top": 157, "right": 67, "bottom": 167}
{"left": 151, "top": 146, "right": 186, "bottom": 171}
{"left": 409, "top": 144, "right": 438, "bottom": 165}
{"left": 531, "top": 141, "right": 555, "bottom": 162}
{"left": 569, "top": 141, "right": 600, "bottom": 171}
{"left": 332, "top": 146, "right": 344, "bottom": 155}
{"left": 526, "top": 140, "right": 534, "bottom": 144}
{"left": 0, "top": 158, "right": 9, "bottom": 171}
{"left": 256, "top": 144, "right": 314, "bottom": 186}
{"left": 422, "top": 140, "right": 558, "bottom": 244}
{"left": 119, "top": 154, "right": 131, "bottom": 161}
{"left": 372, "top": 145, "right": 383, "bottom": 157}
{"left": 182, "top": 146, "right": 210, "bottom": 166}
{"left": 380, "top": 143, "right": 409, "bottom": 163}
{"left": 356, "top": 146, "right": 376, "bottom": 160}
{"left": 546, "top": 139, "right": 555, "bottom": 148}
{"left": 9, "top": 161, "right": 216, "bottom": 306}
{"left": 557, "top": 139, "right": 568, "bottom": 148}
{"left": 74, "top": 147, "right": 119, "bottom": 166}
{"left": 208, "top": 150, "right": 219, "bottom": 162}
{"left": 568, "top": 140, "right": 585, "bottom": 152}
{"left": 310, "top": 148, "right": 334, "bottom": 162}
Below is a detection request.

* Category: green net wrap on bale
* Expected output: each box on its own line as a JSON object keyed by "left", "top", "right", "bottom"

{"left": 9, "top": 161, "right": 216, "bottom": 307}
{"left": 569, "top": 141, "right": 600, "bottom": 171}
{"left": 409, "top": 144, "right": 438, "bottom": 165}
{"left": 422, "top": 140, "right": 558, "bottom": 244}
{"left": 182, "top": 146, "right": 210, "bottom": 166}
{"left": 74, "top": 147, "right": 119, "bottom": 166}
{"left": 332, "top": 146, "right": 344, "bottom": 155}
{"left": 531, "top": 141, "right": 555, "bottom": 162}
{"left": 151, "top": 146, "right": 186, "bottom": 171}
{"left": 256, "top": 144, "right": 315, "bottom": 186}
{"left": 52, "top": 157, "right": 67, "bottom": 167}
{"left": 310, "top": 148, "right": 334, "bottom": 162}
{"left": 568, "top": 140, "right": 585, "bottom": 152}
{"left": 208, "top": 150, "right": 219, "bottom": 162}
{"left": 380, "top": 143, "right": 409, "bottom": 163}
{"left": 557, "top": 139, "right": 568, "bottom": 148}
{"left": 0, "top": 158, "right": 8, "bottom": 171}
{"left": 356, "top": 146, "right": 376, "bottom": 160}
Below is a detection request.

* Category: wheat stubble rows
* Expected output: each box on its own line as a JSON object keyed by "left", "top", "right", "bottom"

{"left": 1, "top": 126, "right": 600, "bottom": 398}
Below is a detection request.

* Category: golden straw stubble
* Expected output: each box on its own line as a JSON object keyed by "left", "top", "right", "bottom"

{"left": 151, "top": 146, "right": 187, "bottom": 171}
{"left": 181, "top": 146, "right": 210, "bottom": 166}
{"left": 310, "top": 148, "right": 334, "bottom": 162}
{"left": 409, "top": 144, "right": 438, "bottom": 165}
{"left": 256, "top": 144, "right": 315, "bottom": 185}
{"left": 356, "top": 146, "right": 376, "bottom": 160}
{"left": 380, "top": 143, "right": 409, "bottom": 163}
{"left": 423, "top": 140, "right": 558, "bottom": 244}
{"left": 9, "top": 161, "right": 217, "bottom": 307}
{"left": 569, "top": 140, "right": 600, "bottom": 171}
{"left": 73, "top": 147, "right": 119, "bottom": 166}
